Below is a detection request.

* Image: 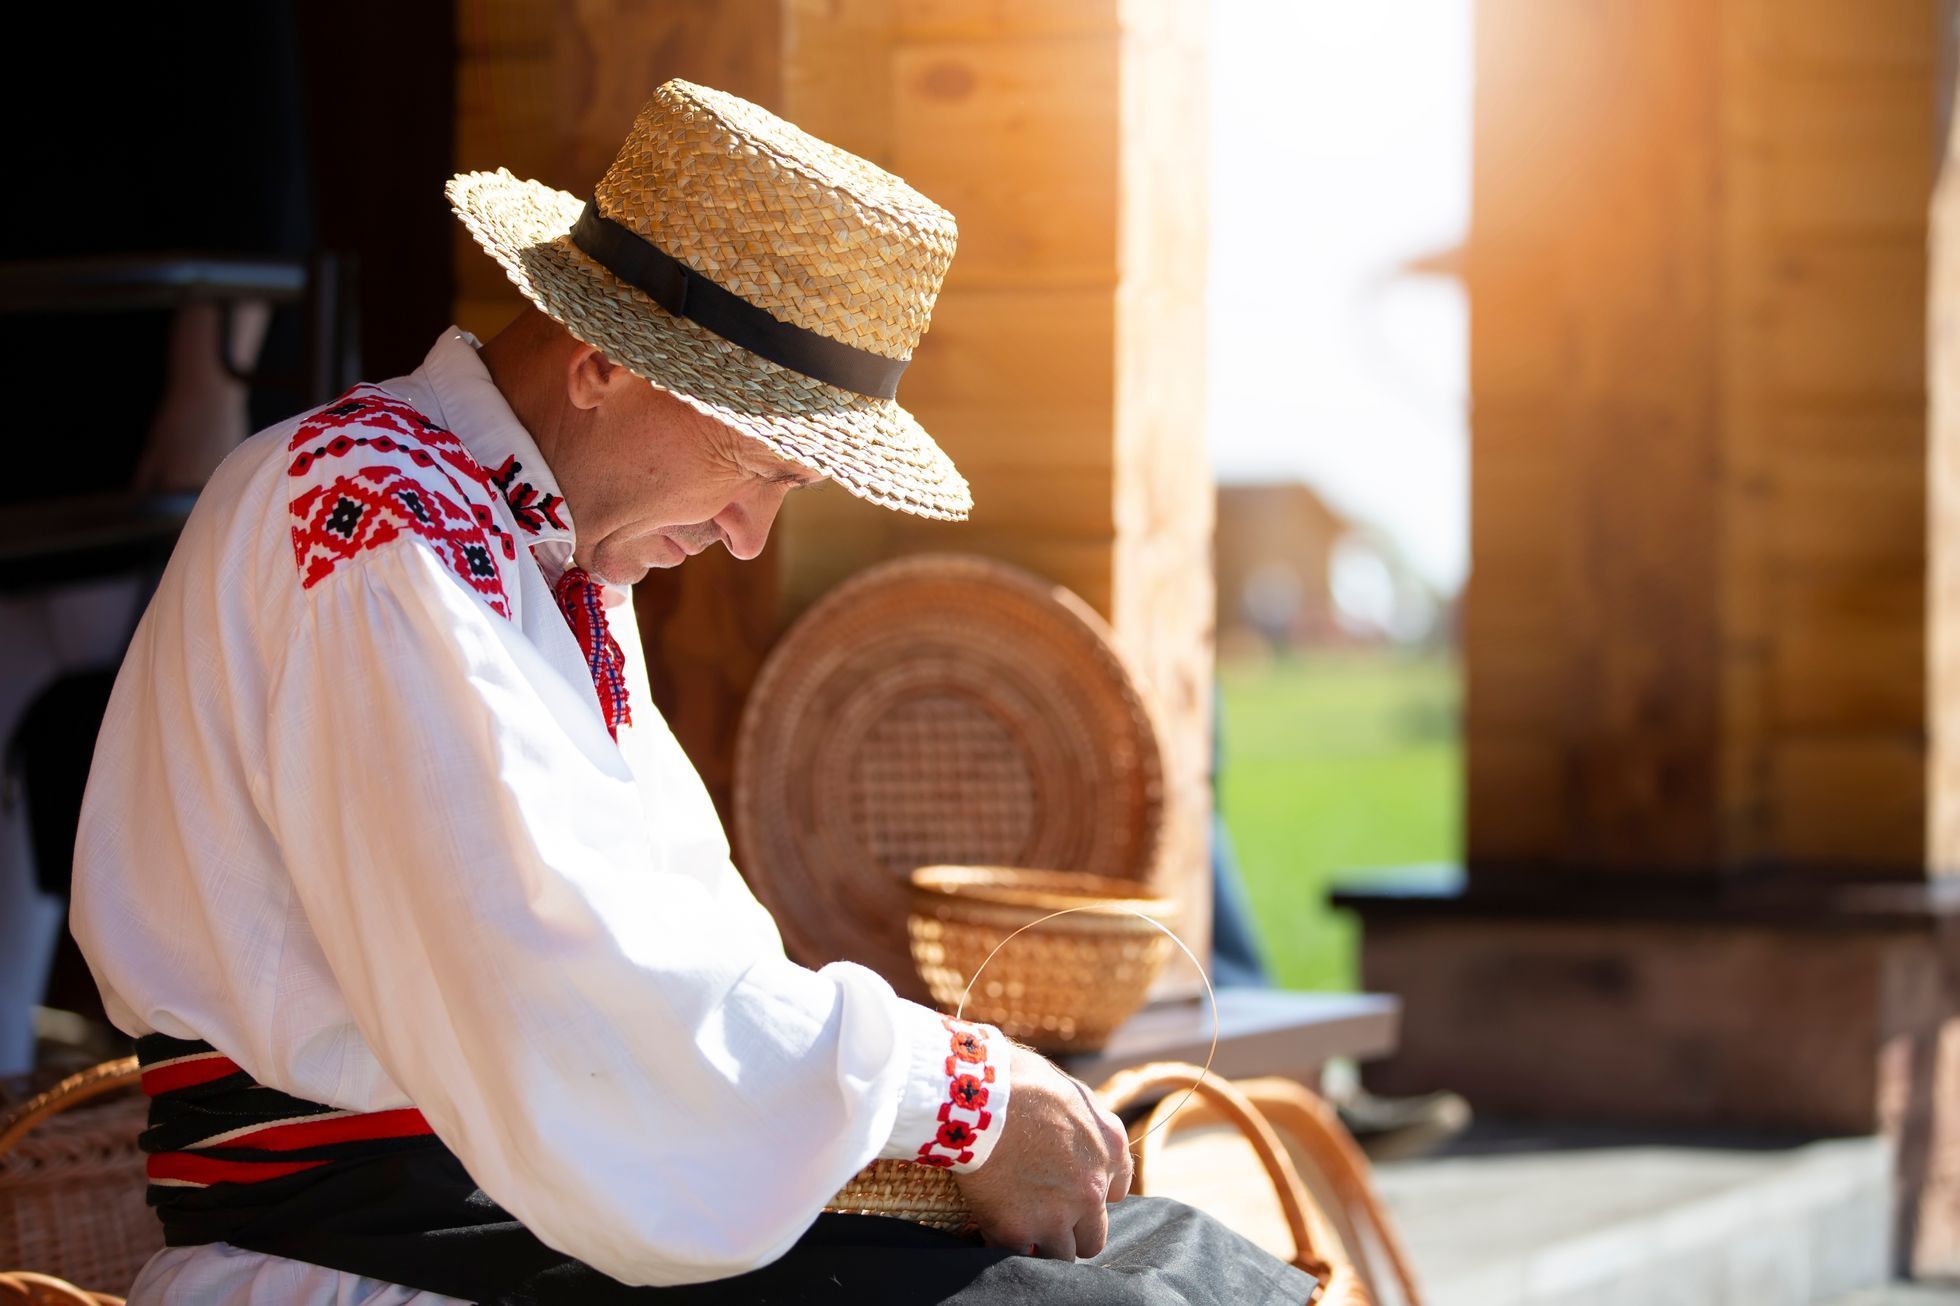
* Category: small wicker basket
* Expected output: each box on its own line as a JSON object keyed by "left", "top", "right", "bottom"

{"left": 908, "top": 866, "right": 1178, "bottom": 1053}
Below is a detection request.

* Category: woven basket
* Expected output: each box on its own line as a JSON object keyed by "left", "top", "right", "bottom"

{"left": 823, "top": 1159, "right": 972, "bottom": 1234}
{"left": 908, "top": 866, "right": 1178, "bottom": 1053}
{"left": 733, "top": 554, "right": 1166, "bottom": 1002}
{"left": 0, "top": 1060, "right": 154, "bottom": 1299}
{"left": 1099, "top": 1062, "right": 1403, "bottom": 1306}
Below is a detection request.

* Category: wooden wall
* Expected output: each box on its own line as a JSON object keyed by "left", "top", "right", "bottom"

{"left": 454, "top": 1, "right": 1214, "bottom": 952}
{"left": 776, "top": 0, "right": 1215, "bottom": 955}
{"left": 1467, "top": 0, "right": 1939, "bottom": 877}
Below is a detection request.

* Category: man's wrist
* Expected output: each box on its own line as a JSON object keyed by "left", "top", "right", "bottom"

{"left": 879, "top": 1001, "right": 1012, "bottom": 1173}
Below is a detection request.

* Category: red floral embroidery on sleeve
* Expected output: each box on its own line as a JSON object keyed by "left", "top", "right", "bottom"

{"left": 915, "top": 1017, "right": 999, "bottom": 1170}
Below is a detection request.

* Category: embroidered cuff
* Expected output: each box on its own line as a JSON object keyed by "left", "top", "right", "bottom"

{"left": 881, "top": 1003, "right": 1012, "bottom": 1174}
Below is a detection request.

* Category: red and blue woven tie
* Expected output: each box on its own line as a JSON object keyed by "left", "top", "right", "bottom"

{"left": 552, "top": 566, "right": 633, "bottom": 740}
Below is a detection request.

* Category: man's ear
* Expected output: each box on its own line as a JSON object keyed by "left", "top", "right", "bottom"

{"left": 565, "top": 342, "right": 628, "bottom": 411}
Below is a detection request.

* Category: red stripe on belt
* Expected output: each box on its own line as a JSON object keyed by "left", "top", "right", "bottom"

{"left": 140, "top": 1054, "right": 244, "bottom": 1096}
{"left": 222, "top": 1107, "right": 435, "bottom": 1152}
{"left": 148, "top": 1153, "right": 329, "bottom": 1186}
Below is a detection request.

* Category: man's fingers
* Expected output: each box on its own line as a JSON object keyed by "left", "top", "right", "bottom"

{"left": 1107, "top": 1142, "right": 1135, "bottom": 1204}
{"left": 1033, "top": 1227, "right": 1078, "bottom": 1262}
{"left": 1097, "top": 1104, "right": 1133, "bottom": 1202}
{"left": 1073, "top": 1203, "right": 1111, "bottom": 1261}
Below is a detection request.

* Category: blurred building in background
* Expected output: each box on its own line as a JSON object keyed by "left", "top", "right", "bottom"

{"left": 1214, "top": 482, "right": 1442, "bottom": 655}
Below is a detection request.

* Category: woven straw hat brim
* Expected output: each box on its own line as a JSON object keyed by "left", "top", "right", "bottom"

{"left": 448, "top": 168, "right": 971, "bottom": 521}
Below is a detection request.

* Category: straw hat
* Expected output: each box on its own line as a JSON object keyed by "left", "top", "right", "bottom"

{"left": 447, "top": 79, "right": 970, "bottom": 520}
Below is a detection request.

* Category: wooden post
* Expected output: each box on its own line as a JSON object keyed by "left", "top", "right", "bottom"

{"left": 1339, "top": 0, "right": 1960, "bottom": 1276}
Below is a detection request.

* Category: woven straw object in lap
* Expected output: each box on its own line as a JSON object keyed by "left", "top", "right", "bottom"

{"left": 733, "top": 555, "right": 1166, "bottom": 1001}
{"left": 823, "top": 1159, "right": 972, "bottom": 1234}
{"left": 448, "top": 79, "right": 971, "bottom": 521}
{"left": 0, "top": 1060, "right": 152, "bottom": 1301}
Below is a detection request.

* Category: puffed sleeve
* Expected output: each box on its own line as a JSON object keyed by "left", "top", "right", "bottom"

{"left": 261, "top": 539, "right": 1010, "bottom": 1287}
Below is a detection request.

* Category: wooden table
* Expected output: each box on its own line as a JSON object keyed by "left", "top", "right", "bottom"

{"left": 1061, "top": 988, "right": 1401, "bottom": 1087}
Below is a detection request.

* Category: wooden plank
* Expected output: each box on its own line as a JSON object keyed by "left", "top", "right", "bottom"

{"left": 1761, "top": 241, "right": 1929, "bottom": 401}
{"left": 1465, "top": 639, "right": 1568, "bottom": 735}
{"left": 1775, "top": 405, "right": 1927, "bottom": 462}
{"left": 1768, "top": 568, "right": 1926, "bottom": 731}
{"left": 1769, "top": 736, "right": 1926, "bottom": 868}
{"left": 1758, "top": 67, "right": 1939, "bottom": 156}
{"left": 1471, "top": 449, "right": 1570, "bottom": 566}
{"left": 453, "top": 296, "right": 524, "bottom": 342}
{"left": 1461, "top": 566, "right": 1565, "bottom": 646}
{"left": 557, "top": 0, "right": 786, "bottom": 182}
{"left": 1465, "top": 735, "right": 1565, "bottom": 862}
{"left": 895, "top": 0, "right": 1119, "bottom": 41}
{"left": 903, "top": 285, "right": 1116, "bottom": 412}
{"left": 1743, "top": 0, "right": 1938, "bottom": 72}
{"left": 455, "top": 51, "right": 558, "bottom": 177}
{"left": 889, "top": 39, "right": 1120, "bottom": 286}
{"left": 784, "top": 0, "right": 896, "bottom": 163}
{"left": 961, "top": 465, "right": 1113, "bottom": 538}
{"left": 456, "top": 0, "right": 553, "bottom": 56}
{"left": 1767, "top": 447, "right": 1926, "bottom": 567}
{"left": 1467, "top": 263, "right": 1569, "bottom": 404}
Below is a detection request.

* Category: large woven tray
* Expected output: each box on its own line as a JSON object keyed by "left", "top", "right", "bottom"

{"left": 733, "top": 555, "right": 1165, "bottom": 1000}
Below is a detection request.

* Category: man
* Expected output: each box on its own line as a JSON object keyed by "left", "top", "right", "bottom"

{"left": 72, "top": 80, "right": 1317, "bottom": 1303}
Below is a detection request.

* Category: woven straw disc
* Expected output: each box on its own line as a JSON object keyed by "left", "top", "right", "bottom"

{"left": 824, "top": 1159, "right": 973, "bottom": 1234}
{"left": 733, "top": 555, "right": 1165, "bottom": 1001}
{"left": 447, "top": 79, "right": 971, "bottom": 521}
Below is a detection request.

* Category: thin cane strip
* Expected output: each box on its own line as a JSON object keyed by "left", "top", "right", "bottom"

{"left": 954, "top": 905, "right": 1220, "bottom": 1145}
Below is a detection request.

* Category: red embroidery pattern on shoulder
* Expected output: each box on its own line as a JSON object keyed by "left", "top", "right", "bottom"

{"left": 915, "top": 1017, "right": 999, "bottom": 1170}
{"left": 287, "top": 388, "right": 517, "bottom": 617}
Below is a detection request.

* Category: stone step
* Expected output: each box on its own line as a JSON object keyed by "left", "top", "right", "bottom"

{"left": 1367, "top": 1118, "right": 1894, "bottom": 1306}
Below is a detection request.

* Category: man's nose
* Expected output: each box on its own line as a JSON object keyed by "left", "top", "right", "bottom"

{"left": 716, "top": 482, "right": 793, "bottom": 560}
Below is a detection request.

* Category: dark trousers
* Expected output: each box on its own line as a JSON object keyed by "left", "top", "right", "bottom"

{"left": 174, "top": 1150, "right": 1317, "bottom": 1305}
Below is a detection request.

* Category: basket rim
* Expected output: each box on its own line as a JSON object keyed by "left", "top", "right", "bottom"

{"left": 909, "top": 864, "right": 1179, "bottom": 917}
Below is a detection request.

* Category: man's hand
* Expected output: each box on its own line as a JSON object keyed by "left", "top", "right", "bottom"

{"left": 953, "top": 1044, "right": 1134, "bottom": 1261}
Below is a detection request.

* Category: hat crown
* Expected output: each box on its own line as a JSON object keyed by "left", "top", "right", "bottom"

{"left": 593, "top": 80, "right": 956, "bottom": 363}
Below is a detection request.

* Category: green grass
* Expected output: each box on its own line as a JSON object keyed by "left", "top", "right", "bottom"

{"left": 1217, "top": 651, "right": 1461, "bottom": 992}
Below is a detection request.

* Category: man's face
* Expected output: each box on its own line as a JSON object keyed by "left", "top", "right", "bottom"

{"left": 560, "top": 378, "right": 824, "bottom": 586}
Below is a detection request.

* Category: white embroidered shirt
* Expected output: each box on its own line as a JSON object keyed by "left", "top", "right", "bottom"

{"left": 70, "top": 328, "right": 1009, "bottom": 1303}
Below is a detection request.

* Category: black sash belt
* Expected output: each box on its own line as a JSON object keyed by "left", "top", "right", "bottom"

{"left": 568, "top": 199, "right": 909, "bottom": 400}
{"left": 133, "top": 1037, "right": 1315, "bottom": 1304}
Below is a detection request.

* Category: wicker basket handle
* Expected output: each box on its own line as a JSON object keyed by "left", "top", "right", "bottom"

{"left": 1095, "top": 1062, "right": 1372, "bottom": 1306}
{"left": 1232, "top": 1078, "right": 1424, "bottom": 1306}
{"left": 0, "top": 1058, "right": 141, "bottom": 1160}
{"left": 0, "top": 1269, "right": 124, "bottom": 1305}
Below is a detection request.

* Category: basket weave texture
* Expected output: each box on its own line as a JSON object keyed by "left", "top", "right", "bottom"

{"left": 734, "top": 555, "right": 1166, "bottom": 1002}
{"left": 909, "top": 866, "right": 1178, "bottom": 1053}
{"left": 822, "top": 1159, "right": 971, "bottom": 1234}
{"left": 0, "top": 1061, "right": 154, "bottom": 1298}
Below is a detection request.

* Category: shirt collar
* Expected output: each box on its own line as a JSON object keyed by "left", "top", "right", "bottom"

{"left": 400, "top": 327, "right": 576, "bottom": 549}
